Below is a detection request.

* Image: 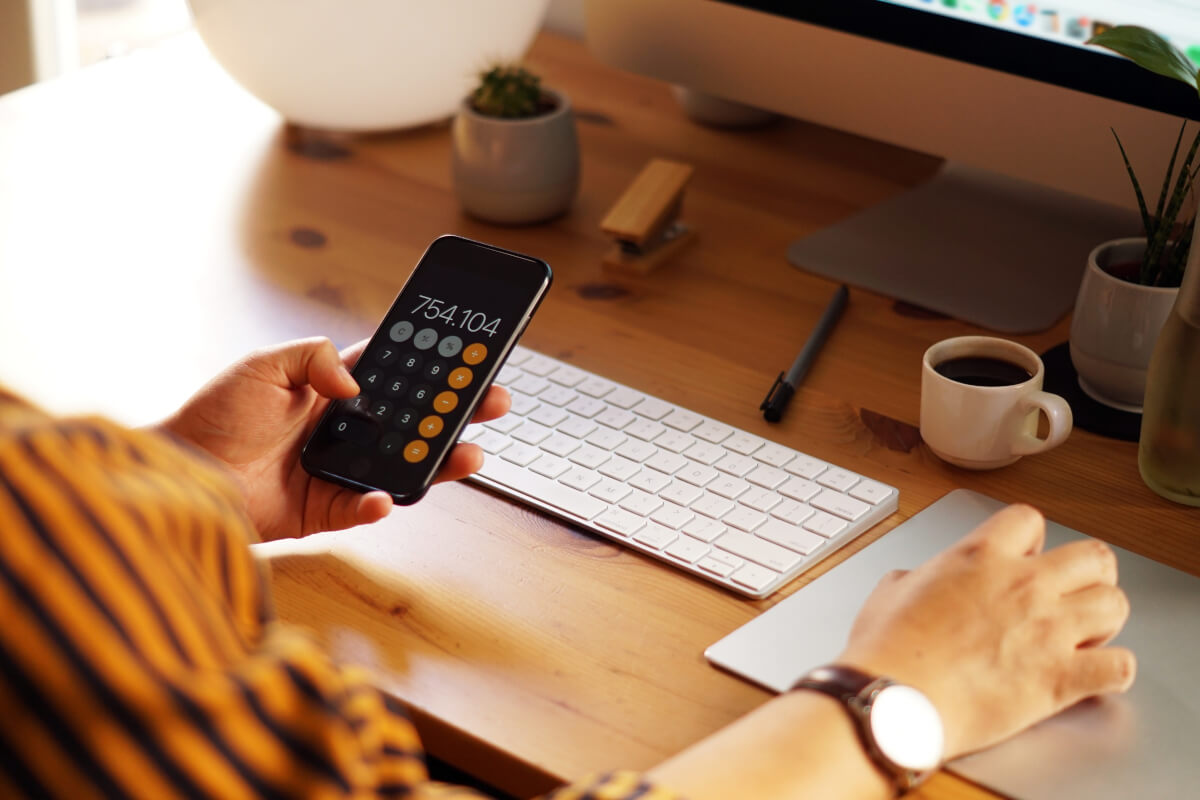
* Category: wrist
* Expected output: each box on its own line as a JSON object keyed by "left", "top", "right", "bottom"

{"left": 792, "top": 664, "right": 945, "bottom": 795}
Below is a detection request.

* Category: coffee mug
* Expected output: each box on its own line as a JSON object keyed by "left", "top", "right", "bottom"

{"left": 920, "top": 336, "right": 1073, "bottom": 469}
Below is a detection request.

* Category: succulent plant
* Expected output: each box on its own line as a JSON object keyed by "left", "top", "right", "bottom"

{"left": 470, "top": 65, "right": 551, "bottom": 119}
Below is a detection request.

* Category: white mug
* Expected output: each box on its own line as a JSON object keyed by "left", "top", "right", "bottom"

{"left": 920, "top": 336, "right": 1073, "bottom": 469}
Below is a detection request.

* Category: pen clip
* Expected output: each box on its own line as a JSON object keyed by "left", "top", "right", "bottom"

{"left": 760, "top": 372, "right": 786, "bottom": 412}
{"left": 760, "top": 372, "right": 795, "bottom": 423}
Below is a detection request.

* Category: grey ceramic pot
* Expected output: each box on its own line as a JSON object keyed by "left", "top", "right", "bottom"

{"left": 451, "top": 89, "right": 580, "bottom": 224}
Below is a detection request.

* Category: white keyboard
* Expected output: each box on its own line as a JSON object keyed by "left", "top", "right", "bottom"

{"left": 463, "top": 346, "right": 898, "bottom": 598}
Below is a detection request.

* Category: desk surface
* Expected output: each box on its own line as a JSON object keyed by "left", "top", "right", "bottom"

{"left": 1, "top": 31, "right": 1195, "bottom": 800}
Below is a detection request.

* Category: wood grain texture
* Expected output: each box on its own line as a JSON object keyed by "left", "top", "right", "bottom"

{"left": 1, "top": 30, "right": 1196, "bottom": 800}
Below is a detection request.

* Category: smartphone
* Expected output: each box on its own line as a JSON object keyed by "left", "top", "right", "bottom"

{"left": 301, "top": 235, "right": 552, "bottom": 505}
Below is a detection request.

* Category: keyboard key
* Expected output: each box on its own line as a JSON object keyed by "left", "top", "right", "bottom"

{"left": 477, "top": 457, "right": 605, "bottom": 520}
{"left": 659, "top": 480, "right": 704, "bottom": 508}
{"left": 715, "top": 531, "right": 802, "bottom": 573}
{"left": 708, "top": 477, "right": 750, "bottom": 501}
{"left": 698, "top": 552, "right": 744, "bottom": 578}
{"left": 803, "top": 510, "right": 847, "bottom": 538}
{"left": 459, "top": 424, "right": 484, "bottom": 442}
{"left": 628, "top": 470, "right": 672, "bottom": 494}
{"left": 724, "top": 432, "right": 764, "bottom": 456}
{"left": 512, "top": 422, "right": 553, "bottom": 445}
{"left": 756, "top": 518, "right": 825, "bottom": 555}
{"left": 769, "top": 499, "right": 815, "bottom": 526}
{"left": 753, "top": 443, "right": 796, "bottom": 468}
{"left": 596, "top": 508, "right": 645, "bottom": 537}
{"left": 739, "top": 487, "right": 782, "bottom": 513}
{"left": 616, "top": 439, "right": 657, "bottom": 462}
{"left": 540, "top": 433, "right": 581, "bottom": 458}
{"left": 530, "top": 455, "right": 571, "bottom": 479}
{"left": 784, "top": 455, "right": 829, "bottom": 480}
{"left": 811, "top": 488, "right": 871, "bottom": 521}
{"left": 715, "top": 453, "right": 757, "bottom": 478}
{"left": 682, "top": 517, "right": 727, "bottom": 542}
{"left": 512, "top": 375, "right": 550, "bottom": 396}
{"left": 596, "top": 408, "right": 637, "bottom": 430}
{"left": 500, "top": 443, "right": 542, "bottom": 467}
{"left": 548, "top": 365, "right": 587, "bottom": 387}
{"left": 850, "top": 479, "right": 896, "bottom": 505}
{"left": 587, "top": 428, "right": 628, "bottom": 451}
{"left": 506, "top": 348, "right": 532, "bottom": 366}
{"left": 682, "top": 442, "right": 725, "bottom": 466}
{"left": 528, "top": 405, "right": 569, "bottom": 428}
{"left": 539, "top": 386, "right": 579, "bottom": 407}
{"left": 676, "top": 463, "right": 719, "bottom": 488}
{"left": 651, "top": 504, "right": 694, "bottom": 530}
{"left": 731, "top": 563, "right": 778, "bottom": 593}
{"left": 589, "top": 478, "right": 633, "bottom": 504}
{"left": 746, "top": 465, "right": 788, "bottom": 490}
{"left": 485, "top": 414, "right": 525, "bottom": 434}
{"left": 625, "top": 419, "right": 666, "bottom": 441}
{"left": 779, "top": 476, "right": 821, "bottom": 502}
{"left": 606, "top": 387, "right": 644, "bottom": 409}
{"left": 818, "top": 468, "right": 860, "bottom": 492}
{"left": 665, "top": 535, "right": 711, "bottom": 564}
{"left": 692, "top": 421, "right": 733, "bottom": 444}
{"left": 558, "top": 415, "right": 599, "bottom": 439}
{"left": 566, "top": 397, "right": 607, "bottom": 418}
{"left": 522, "top": 356, "right": 559, "bottom": 377}
{"left": 598, "top": 455, "right": 641, "bottom": 482}
{"left": 569, "top": 444, "right": 611, "bottom": 470}
{"left": 662, "top": 409, "right": 704, "bottom": 432}
{"left": 692, "top": 493, "right": 736, "bottom": 520}
{"left": 560, "top": 467, "right": 602, "bottom": 492}
{"left": 645, "top": 451, "right": 688, "bottom": 475}
{"left": 508, "top": 392, "right": 540, "bottom": 416}
{"left": 497, "top": 365, "right": 523, "bottom": 384}
{"left": 723, "top": 506, "right": 768, "bottom": 533}
{"left": 633, "top": 522, "right": 678, "bottom": 550}
{"left": 474, "top": 431, "right": 512, "bottom": 454}
{"left": 619, "top": 489, "right": 664, "bottom": 517}
{"left": 633, "top": 397, "right": 674, "bottom": 420}
{"left": 576, "top": 377, "right": 615, "bottom": 398}
{"left": 654, "top": 430, "right": 696, "bottom": 454}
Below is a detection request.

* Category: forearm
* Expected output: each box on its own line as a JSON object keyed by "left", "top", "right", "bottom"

{"left": 648, "top": 690, "right": 894, "bottom": 800}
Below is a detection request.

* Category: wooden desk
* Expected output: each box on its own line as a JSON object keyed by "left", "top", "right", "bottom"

{"left": 1, "top": 31, "right": 1195, "bottom": 800}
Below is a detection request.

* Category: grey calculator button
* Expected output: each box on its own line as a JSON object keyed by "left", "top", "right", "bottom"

{"left": 413, "top": 328, "right": 439, "bottom": 350}
{"left": 389, "top": 321, "right": 414, "bottom": 343}
{"left": 438, "top": 335, "right": 463, "bottom": 357}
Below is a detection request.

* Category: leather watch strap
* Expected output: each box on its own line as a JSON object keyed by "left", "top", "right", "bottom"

{"left": 792, "top": 664, "right": 879, "bottom": 703}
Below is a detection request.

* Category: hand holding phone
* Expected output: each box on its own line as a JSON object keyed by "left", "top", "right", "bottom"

{"left": 301, "top": 235, "right": 552, "bottom": 505}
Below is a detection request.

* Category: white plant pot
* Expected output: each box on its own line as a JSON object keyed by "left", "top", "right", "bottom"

{"left": 451, "top": 90, "right": 580, "bottom": 225}
{"left": 1069, "top": 238, "right": 1180, "bottom": 412}
{"left": 187, "top": 0, "right": 551, "bottom": 131}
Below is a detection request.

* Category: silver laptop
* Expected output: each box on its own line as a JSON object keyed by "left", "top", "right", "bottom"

{"left": 705, "top": 489, "right": 1200, "bottom": 799}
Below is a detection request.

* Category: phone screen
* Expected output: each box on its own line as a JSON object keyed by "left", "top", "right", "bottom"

{"left": 301, "top": 235, "right": 552, "bottom": 504}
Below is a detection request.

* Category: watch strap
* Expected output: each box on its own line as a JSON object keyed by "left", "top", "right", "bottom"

{"left": 792, "top": 664, "right": 934, "bottom": 795}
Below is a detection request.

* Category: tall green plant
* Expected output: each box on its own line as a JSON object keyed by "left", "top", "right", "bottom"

{"left": 1089, "top": 26, "right": 1200, "bottom": 287}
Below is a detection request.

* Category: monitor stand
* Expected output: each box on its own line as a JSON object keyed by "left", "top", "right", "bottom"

{"left": 787, "top": 162, "right": 1143, "bottom": 334}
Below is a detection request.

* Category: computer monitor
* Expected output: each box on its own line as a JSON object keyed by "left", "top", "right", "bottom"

{"left": 585, "top": 1, "right": 1200, "bottom": 332}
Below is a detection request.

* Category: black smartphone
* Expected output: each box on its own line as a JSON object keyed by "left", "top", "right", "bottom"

{"left": 301, "top": 235, "right": 552, "bottom": 505}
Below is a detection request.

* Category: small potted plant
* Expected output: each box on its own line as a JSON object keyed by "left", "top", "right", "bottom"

{"left": 1069, "top": 26, "right": 1197, "bottom": 412}
{"left": 451, "top": 64, "right": 580, "bottom": 225}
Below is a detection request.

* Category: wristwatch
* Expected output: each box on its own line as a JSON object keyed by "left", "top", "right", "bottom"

{"left": 792, "top": 664, "right": 945, "bottom": 794}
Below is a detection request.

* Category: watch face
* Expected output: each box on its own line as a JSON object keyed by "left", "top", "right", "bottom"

{"left": 868, "top": 684, "right": 945, "bottom": 771}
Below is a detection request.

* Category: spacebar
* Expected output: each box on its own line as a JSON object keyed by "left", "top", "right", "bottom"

{"left": 477, "top": 456, "right": 607, "bottom": 521}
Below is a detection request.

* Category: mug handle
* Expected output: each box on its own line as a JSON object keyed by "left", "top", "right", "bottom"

{"left": 1012, "top": 391, "right": 1074, "bottom": 456}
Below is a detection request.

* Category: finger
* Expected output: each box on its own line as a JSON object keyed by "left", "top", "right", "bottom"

{"left": 1061, "top": 647, "right": 1137, "bottom": 706}
{"left": 254, "top": 337, "right": 358, "bottom": 398}
{"left": 340, "top": 339, "right": 369, "bottom": 371}
{"left": 956, "top": 503, "right": 1047, "bottom": 559}
{"left": 1039, "top": 538, "right": 1119, "bottom": 594}
{"left": 1060, "top": 584, "right": 1131, "bottom": 648}
{"left": 354, "top": 491, "right": 393, "bottom": 527}
{"left": 433, "top": 443, "right": 485, "bottom": 484}
{"left": 471, "top": 386, "right": 511, "bottom": 423}
{"left": 308, "top": 485, "right": 392, "bottom": 534}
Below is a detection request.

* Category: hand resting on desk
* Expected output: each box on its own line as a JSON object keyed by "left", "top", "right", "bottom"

{"left": 153, "top": 336, "right": 511, "bottom": 541}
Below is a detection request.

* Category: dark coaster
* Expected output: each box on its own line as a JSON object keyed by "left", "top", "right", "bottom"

{"left": 1040, "top": 342, "right": 1141, "bottom": 442}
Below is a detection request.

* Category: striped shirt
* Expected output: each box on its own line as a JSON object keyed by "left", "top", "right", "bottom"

{"left": 0, "top": 390, "right": 681, "bottom": 800}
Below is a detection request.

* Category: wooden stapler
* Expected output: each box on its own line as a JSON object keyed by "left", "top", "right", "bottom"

{"left": 600, "top": 158, "right": 697, "bottom": 274}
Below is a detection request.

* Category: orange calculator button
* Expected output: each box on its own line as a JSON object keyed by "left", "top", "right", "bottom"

{"left": 462, "top": 343, "right": 487, "bottom": 365}
{"left": 448, "top": 367, "right": 474, "bottom": 389}
{"left": 418, "top": 416, "right": 444, "bottom": 438}
{"left": 433, "top": 391, "right": 459, "bottom": 413}
{"left": 403, "top": 440, "right": 429, "bottom": 463}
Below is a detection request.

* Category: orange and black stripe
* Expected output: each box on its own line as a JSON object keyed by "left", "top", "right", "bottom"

{"left": 0, "top": 391, "right": 681, "bottom": 799}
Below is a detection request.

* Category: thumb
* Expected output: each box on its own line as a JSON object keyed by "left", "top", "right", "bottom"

{"left": 252, "top": 337, "right": 359, "bottom": 399}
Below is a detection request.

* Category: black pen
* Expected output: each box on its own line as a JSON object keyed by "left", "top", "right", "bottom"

{"left": 760, "top": 284, "right": 849, "bottom": 423}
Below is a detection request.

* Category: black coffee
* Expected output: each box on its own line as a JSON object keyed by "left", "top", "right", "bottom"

{"left": 934, "top": 356, "right": 1032, "bottom": 387}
